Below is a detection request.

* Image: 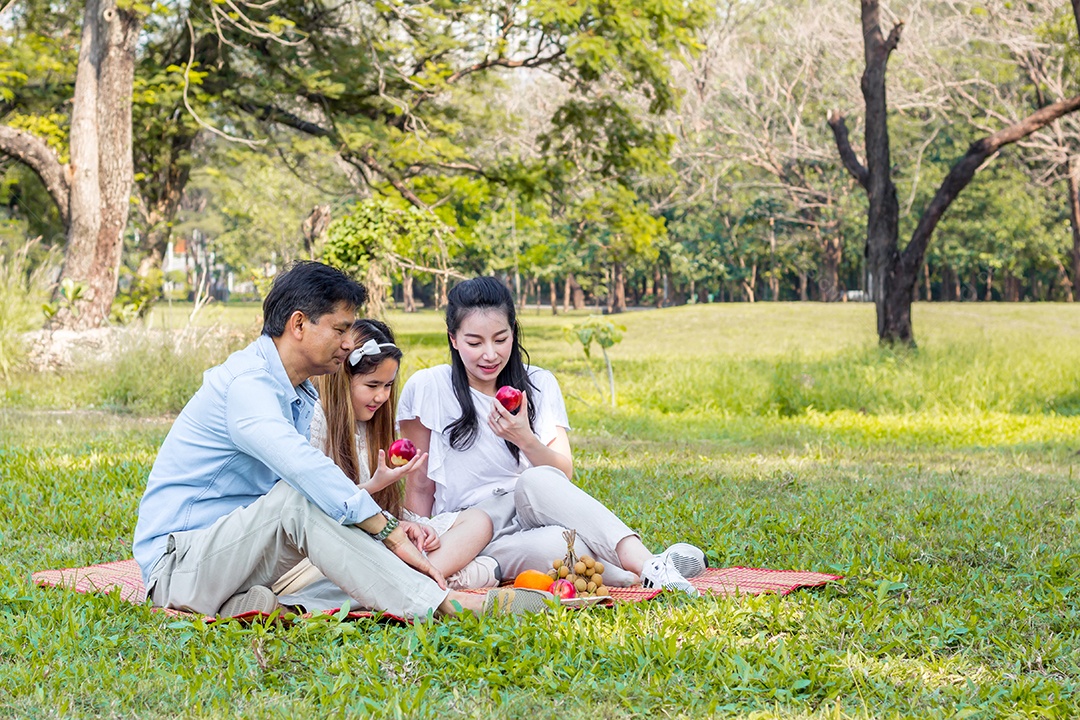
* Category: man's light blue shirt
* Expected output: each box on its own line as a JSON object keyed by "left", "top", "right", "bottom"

{"left": 132, "top": 334, "right": 382, "bottom": 584}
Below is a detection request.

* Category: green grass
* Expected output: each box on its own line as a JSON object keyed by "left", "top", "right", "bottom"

{"left": 1, "top": 303, "right": 1078, "bottom": 717}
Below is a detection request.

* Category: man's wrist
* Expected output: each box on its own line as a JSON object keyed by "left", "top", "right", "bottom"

{"left": 362, "top": 511, "right": 401, "bottom": 539}
{"left": 358, "top": 510, "right": 396, "bottom": 538}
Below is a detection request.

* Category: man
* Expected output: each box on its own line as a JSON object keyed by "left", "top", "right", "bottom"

{"left": 133, "top": 261, "right": 546, "bottom": 619}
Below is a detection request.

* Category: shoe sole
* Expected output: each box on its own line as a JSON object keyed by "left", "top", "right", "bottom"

{"left": 482, "top": 587, "right": 553, "bottom": 615}
{"left": 219, "top": 586, "right": 279, "bottom": 617}
{"left": 642, "top": 576, "right": 700, "bottom": 597}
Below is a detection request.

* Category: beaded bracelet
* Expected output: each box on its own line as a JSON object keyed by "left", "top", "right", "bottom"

{"left": 369, "top": 511, "right": 399, "bottom": 542}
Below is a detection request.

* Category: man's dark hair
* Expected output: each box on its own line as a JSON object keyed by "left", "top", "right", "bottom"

{"left": 262, "top": 261, "right": 367, "bottom": 337}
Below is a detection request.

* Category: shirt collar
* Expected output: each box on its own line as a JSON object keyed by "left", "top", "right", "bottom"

{"left": 255, "top": 334, "right": 318, "bottom": 404}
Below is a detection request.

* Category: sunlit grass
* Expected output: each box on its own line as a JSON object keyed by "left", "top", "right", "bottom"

{"left": 1, "top": 303, "right": 1078, "bottom": 716}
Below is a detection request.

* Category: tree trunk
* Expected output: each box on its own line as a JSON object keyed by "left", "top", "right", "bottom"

{"left": 611, "top": 262, "right": 626, "bottom": 313}
{"left": 568, "top": 273, "right": 585, "bottom": 310}
{"left": 984, "top": 268, "right": 994, "bottom": 301}
{"left": 819, "top": 233, "right": 842, "bottom": 302}
{"left": 767, "top": 218, "right": 778, "bottom": 301}
{"left": 1069, "top": 155, "right": 1080, "bottom": 301}
{"left": 739, "top": 259, "right": 756, "bottom": 303}
{"left": 605, "top": 266, "right": 614, "bottom": 314}
{"left": 798, "top": 270, "right": 808, "bottom": 301}
{"left": 403, "top": 272, "right": 416, "bottom": 312}
{"left": 923, "top": 261, "right": 931, "bottom": 301}
{"left": 301, "top": 204, "right": 331, "bottom": 260}
{"left": 1004, "top": 271, "right": 1021, "bottom": 302}
{"left": 549, "top": 278, "right": 557, "bottom": 315}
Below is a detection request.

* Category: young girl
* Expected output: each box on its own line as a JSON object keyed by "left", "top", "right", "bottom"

{"left": 273, "top": 319, "right": 499, "bottom": 610}
{"left": 398, "top": 277, "right": 708, "bottom": 595}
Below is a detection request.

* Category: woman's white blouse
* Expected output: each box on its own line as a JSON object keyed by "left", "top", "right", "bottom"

{"left": 397, "top": 364, "right": 570, "bottom": 515}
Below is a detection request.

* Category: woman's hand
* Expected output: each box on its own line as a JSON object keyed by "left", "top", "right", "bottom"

{"left": 488, "top": 391, "right": 574, "bottom": 479}
{"left": 367, "top": 448, "right": 428, "bottom": 494}
{"left": 487, "top": 390, "right": 535, "bottom": 448}
{"left": 401, "top": 520, "right": 441, "bottom": 552}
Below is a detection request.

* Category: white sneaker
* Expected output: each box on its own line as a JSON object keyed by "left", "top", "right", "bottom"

{"left": 447, "top": 555, "right": 502, "bottom": 590}
{"left": 661, "top": 542, "right": 708, "bottom": 579}
{"left": 482, "top": 587, "right": 553, "bottom": 615}
{"left": 218, "top": 585, "right": 280, "bottom": 617}
{"left": 641, "top": 556, "right": 699, "bottom": 597}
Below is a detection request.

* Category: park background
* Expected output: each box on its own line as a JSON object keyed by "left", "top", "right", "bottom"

{"left": 2, "top": 0, "right": 1080, "bottom": 717}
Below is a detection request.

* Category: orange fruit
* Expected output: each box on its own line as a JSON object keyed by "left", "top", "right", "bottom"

{"left": 514, "top": 569, "right": 555, "bottom": 592}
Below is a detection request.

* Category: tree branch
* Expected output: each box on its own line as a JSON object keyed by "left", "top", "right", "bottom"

{"left": 236, "top": 100, "right": 334, "bottom": 138}
{"left": 902, "top": 92, "right": 1080, "bottom": 274}
{"left": 0, "top": 125, "right": 70, "bottom": 228}
{"left": 445, "top": 47, "right": 567, "bottom": 85}
{"left": 348, "top": 150, "right": 429, "bottom": 210}
{"left": 826, "top": 111, "right": 869, "bottom": 190}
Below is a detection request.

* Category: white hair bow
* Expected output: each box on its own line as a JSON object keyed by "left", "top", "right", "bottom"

{"left": 348, "top": 338, "right": 397, "bottom": 367}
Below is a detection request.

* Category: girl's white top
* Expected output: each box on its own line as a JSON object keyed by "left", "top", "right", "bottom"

{"left": 397, "top": 364, "right": 570, "bottom": 515}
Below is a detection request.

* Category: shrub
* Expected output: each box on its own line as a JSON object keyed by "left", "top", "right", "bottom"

{"left": 80, "top": 325, "right": 254, "bottom": 414}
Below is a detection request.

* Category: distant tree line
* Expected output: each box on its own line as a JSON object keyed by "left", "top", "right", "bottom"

{"left": 1, "top": 0, "right": 1078, "bottom": 343}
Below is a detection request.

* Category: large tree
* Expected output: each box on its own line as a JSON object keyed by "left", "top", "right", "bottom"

{"left": 0, "top": 0, "right": 143, "bottom": 329}
{"left": 828, "top": 0, "right": 1080, "bottom": 345}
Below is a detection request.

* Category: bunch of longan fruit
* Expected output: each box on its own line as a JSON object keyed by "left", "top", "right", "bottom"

{"left": 549, "top": 554, "right": 610, "bottom": 597}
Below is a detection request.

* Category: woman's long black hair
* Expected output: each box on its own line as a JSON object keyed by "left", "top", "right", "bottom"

{"left": 445, "top": 277, "right": 537, "bottom": 463}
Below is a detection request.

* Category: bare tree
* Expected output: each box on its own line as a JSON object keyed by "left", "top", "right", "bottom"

{"left": 672, "top": 0, "right": 864, "bottom": 302}
{"left": 829, "top": 0, "right": 1080, "bottom": 344}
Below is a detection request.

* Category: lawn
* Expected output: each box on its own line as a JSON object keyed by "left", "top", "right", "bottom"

{"left": 1, "top": 302, "right": 1078, "bottom": 718}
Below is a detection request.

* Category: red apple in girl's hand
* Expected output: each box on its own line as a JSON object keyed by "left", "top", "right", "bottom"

{"left": 388, "top": 438, "right": 417, "bottom": 467}
{"left": 495, "top": 386, "right": 523, "bottom": 414}
{"left": 550, "top": 578, "right": 576, "bottom": 599}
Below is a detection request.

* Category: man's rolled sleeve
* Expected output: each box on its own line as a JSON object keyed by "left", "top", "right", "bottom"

{"left": 225, "top": 371, "right": 382, "bottom": 524}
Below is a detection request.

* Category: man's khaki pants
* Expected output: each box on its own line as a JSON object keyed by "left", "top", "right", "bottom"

{"left": 147, "top": 481, "right": 448, "bottom": 619}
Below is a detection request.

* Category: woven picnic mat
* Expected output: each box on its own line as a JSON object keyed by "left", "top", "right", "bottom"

{"left": 29, "top": 559, "right": 391, "bottom": 622}
{"left": 32, "top": 559, "right": 841, "bottom": 618}
{"left": 459, "top": 565, "right": 842, "bottom": 602}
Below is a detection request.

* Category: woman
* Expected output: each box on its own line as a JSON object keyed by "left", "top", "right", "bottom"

{"left": 273, "top": 319, "right": 499, "bottom": 611}
{"left": 398, "top": 277, "right": 707, "bottom": 594}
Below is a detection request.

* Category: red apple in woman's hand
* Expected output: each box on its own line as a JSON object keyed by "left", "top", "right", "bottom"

{"left": 550, "top": 578, "right": 576, "bottom": 599}
{"left": 388, "top": 438, "right": 417, "bottom": 467}
{"left": 495, "top": 386, "right": 523, "bottom": 414}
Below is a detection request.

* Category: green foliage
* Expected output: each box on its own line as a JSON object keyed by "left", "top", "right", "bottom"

{"left": 1, "top": 304, "right": 1079, "bottom": 716}
{"left": 323, "top": 198, "right": 452, "bottom": 313}
{"left": 565, "top": 315, "right": 625, "bottom": 408}
{"left": 111, "top": 267, "right": 163, "bottom": 325}
{"left": 323, "top": 199, "right": 445, "bottom": 275}
{"left": 41, "top": 277, "right": 85, "bottom": 322}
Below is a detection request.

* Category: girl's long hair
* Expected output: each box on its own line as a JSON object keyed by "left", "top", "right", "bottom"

{"left": 316, "top": 318, "right": 404, "bottom": 517}
{"left": 445, "top": 276, "right": 537, "bottom": 463}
